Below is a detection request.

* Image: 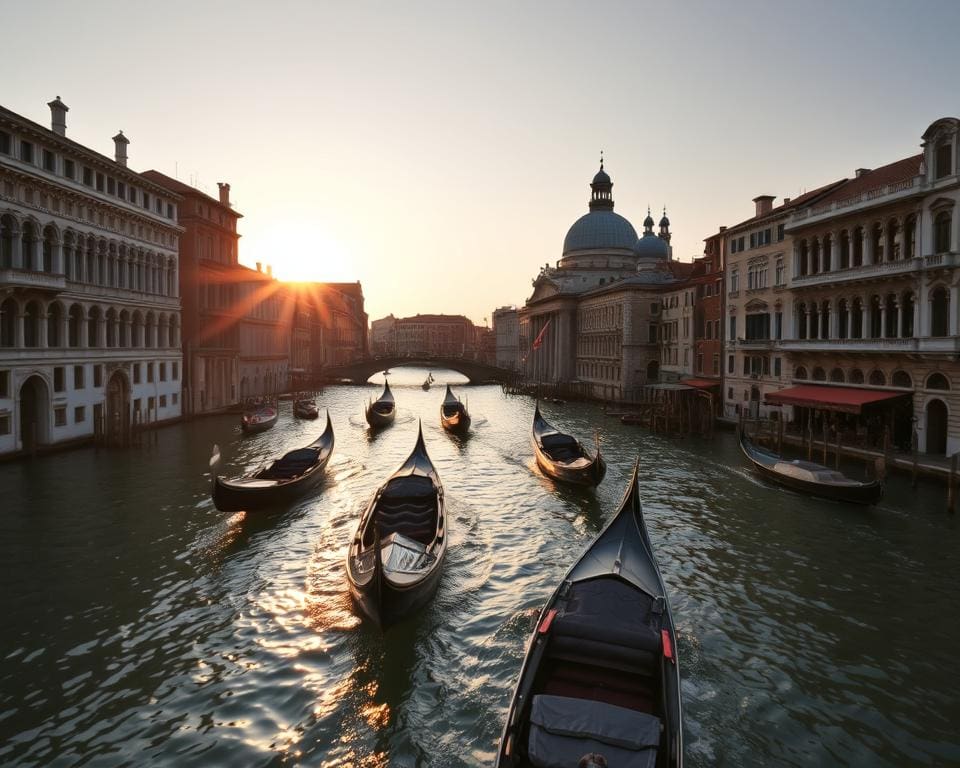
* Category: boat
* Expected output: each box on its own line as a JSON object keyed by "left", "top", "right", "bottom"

{"left": 495, "top": 460, "right": 683, "bottom": 768}
{"left": 346, "top": 423, "right": 447, "bottom": 629}
{"left": 422, "top": 371, "right": 435, "bottom": 391}
{"left": 532, "top": 402, "right": 606, "bottom": 487}
{"left": 739, "top": 428, "right": 883, "bottom": 505}
{"left": 294, "top": 398, "right": 319, "bottom": 419}
{"left": 211, "top": 412, "right": 335, "bottom": 511}
{"left": 241, "top": 401, "right": 278, "bottom": 434}
{"left": 365, "top": 381, "right": 396, "bottom": 428}
{"left": 440, "top": 384, "right": 471, "bottom": 434}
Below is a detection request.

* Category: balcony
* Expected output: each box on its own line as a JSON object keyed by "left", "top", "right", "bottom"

{"left": 738, "top": 338, "right": 774, "bottom": 349}
{"left": 781, "top": 337, "right": 919, "bottom": 353}
{"left": 0, "top": 268, "right": 66, "bottom": 292}
{"left": 787, "top": 177, "right": 922, "bottom": 228}
{"left": 792, "top": 258, "right": 920, "bottom": 288}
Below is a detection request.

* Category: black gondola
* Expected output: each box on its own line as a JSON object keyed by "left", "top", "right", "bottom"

{"left": 241, "top": 402, "right": 279, "bottom": 434}
{"left": 440, "top": 384, "right": 471, "bottom": 434}
{"left": 496, "top": 460, "right": 683, "bottom": 768}
{"left": 212, "top": 411, "right": 335, "bottom": 511}
{"left": 532, "top": 402, "right": 605, "bottom": 486}
{"left": 365, "top": 381, "right": 396, "bottom": 428}
{"left": 346, "top": 423, "right": 446, "bottom": 629}
{"left": 739, "top": 428, "right": 883, "bottom": 505}
{"left": 294, "top": 398, "right": 319, "bottom": 419}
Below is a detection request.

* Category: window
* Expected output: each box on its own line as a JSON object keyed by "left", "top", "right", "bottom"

{"left": 129, "top": 186, "right": 137, "bottom": 203}
{"left": 142, "top": 192, "right": 151, "bottom": 210}
{"left": 648, "top": 325, "right": 657, "bottom": 343}
{"left": 775, "top": 259, "right": 785, "bottom": 286}
{"left": 159, "top": 394, "right": 167, "bottom": 408}
{"left": 172, "top": 362, "right": 179, "bottom": 380}
{"left": 730, "top": 269, "right": 739, "bottom": 293}
{"left": 774, "top": 357, "right": 781, "bottom": 377}
{"left": 94, "top": 365, "right": 103, "bottom": 387}
{"left": 745, "top": 313, "right": 771, "bottom": 340}
{"left": 774, "top": 312, "right": 782, "bottom": 340}
{"left": 159, "top": 362, "right": 166, "bottom": 381}
{"left": 712, "top": 354, "right": 719, "bottom": 374}
{"left": 172, "top": 392, "right": 179, "bottom": 405}
{"left": 0, "top": 130, "right": 10, "bottom": 155}
{"left": 54, "top": 366, "right": 65, "bottom": 392}
{"left": 0, "top": 370, "right": 8, "bottom": 397}
{"left": 714, "top": 320, "right": 720, "bottom": 339}
{"left": 934, "top": 211, "right": 952, "bottom": 253}
{"left": 74, "top": 365, "right": 84, "bottom": 389}
{"left": 20, "top": 141, "right": 34, "bottom": 163}
{"left": 107, "top": 178, "right": 115, "bottom": 195}
{"left": 935, "top": 142, "right": 953, "bottom": 180}
{"left": 133, "top": 363, "right": 141, "bottom": 384}
{"left": 54, "top": 406, "right": 66, "bottom": 427}
{"left": 727, "top": 387, "right": 734, "bottom": 400}
{"left": 117, "top": 181, "right": 126, "bottom": 199}
{"left": 750, "top": 232, "right": 757, "bottom": 249}
{"left": 147, "top": 362, "right": 154, "bottom": 382}
{"left": 167, "top": 203, "right": 174, "bottom": 219}
{"left": 42, "top": 149, "right": 55, "bottom": 172}
{"left": 82, "top": 167, "right": 93, "bottom": 186}
{"left": 148, "top": 396, "right": 155, "bottom": 411}
{"left": 729, "top": 316, "right": 737, "bottom": 339}
{"left": 728, "top": 354, "right": 735, "bottom": 374}
{"left": 133, "top": 398, "right": 141, "bottom": 415}
{"left": 75, "top": 406, "right": 85, "bottom": 423}
{"left": 64, "top": 159, "right": 75, "bottom": 179}
{"left": 0, "top": 414, "right": 9, "bottom": 435}
{"left": 95, "top": 172, "right": 104, "bottom": 192}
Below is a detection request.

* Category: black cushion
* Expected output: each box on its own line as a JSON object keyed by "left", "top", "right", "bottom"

{"left": 382, "top": 475, "right": 436, "bottom": 498}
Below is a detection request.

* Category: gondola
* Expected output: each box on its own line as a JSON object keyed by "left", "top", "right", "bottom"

{"left": 422, "top": 372, "right": 434, "bottom": 391}
{"left": 365, "top": 381, "right": 396, "bottom": 428}
{"left": 440, "top": 384, "right": 471, "bottom": 434}
{"left": 739, "top": 428, "right": 883, "bottom": 505}
{"left": 211, "top": 412, "right": 335, "bottom": 511}
{"left": 496, "top": 460, "right": 683, "bottom": 768}
{"left": 241, "top": 402, "right": 278, "bottom": 434}
{"left": 294, "top": 398, "right": 319, "bottom": 419}
{"left": 532, "top": 402, "right": 606, "bottom": 486}
{"left": 346, "top": 423, "right": 446, "bottom": 629}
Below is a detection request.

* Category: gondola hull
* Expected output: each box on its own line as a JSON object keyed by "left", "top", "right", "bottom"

{"left": 739, "top": 432, "right": 883, "bottom": 505}
{"left": 294, "top": 402, "right": 319, "bottom": 419}
{"left": 213, "top": 414, "right": 334, "bottom": 512}
{"left": 533, "top": 443, "right": 606, "bottom": 486}
{"left": 531, "top": 404, "right": 605, "bottom": 487}
{"left": 496, "top": 463, "right": 682, "bottom": 767}
{"left": 440, "top": 386, "right": 471, "bottom": 434}
{"left": 365, "top": 404, "right": 396, "bottom": 428}
{"left": 347, "top": 547, "right": 446, "bottom": 629}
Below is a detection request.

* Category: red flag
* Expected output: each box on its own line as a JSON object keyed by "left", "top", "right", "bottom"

{"left": 532, "top": 319, "right": 551, "bottom": 350}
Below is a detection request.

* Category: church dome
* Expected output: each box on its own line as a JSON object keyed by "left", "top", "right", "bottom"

{"left": 636, "top": 231, "right": 669, "bottom": 259}
{"left": 592, "top": 167, "right": 611, "bottom": 185}
{"left": 563, "top": 211, "right": 639, "bottom": 255}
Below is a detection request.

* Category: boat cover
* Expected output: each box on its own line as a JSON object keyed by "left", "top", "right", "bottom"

{"left": 528, "top": 694, "right": 660, "bottom": 768}
{"left": 540, "top": 433, "right": 581, "bottom": 461}
{"left": 261, "top": 448, "right": 319, "bottom": 478}
{"left": 382, "top": 474, "right": 435, "bottom": 498}
{"left": 555, "top": 577, "right": 660, "bottom": 653}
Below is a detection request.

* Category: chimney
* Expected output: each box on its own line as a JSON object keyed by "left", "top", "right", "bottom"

{"left": 256, "top": 261, "right": 262, "bottom": 272}
{"left": 48, "top": 96, "right": 68, "bottom": 136}
{"left": 719, "top": 226, "right": 727, "bottom": 232}
{"left": 752, "top": 195, "right": 775, "bottom": 217}
{"left": 217, "top": 182, "right": 231, "bottom": 206}
{"left": 266, "top": 264, "right": 272, "bottom": 277}
{"left": 112, "top": 131, "right": 129, "bottom": 166}
{"left": 783, "top": 197, "right": 791, "bottom": 205}
{"left": 855, "top": 168, "right": 871, "bottom": 178}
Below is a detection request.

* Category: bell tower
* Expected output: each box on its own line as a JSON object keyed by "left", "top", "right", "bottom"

{"left": 588, "top": 152, "right": 614, "bottom": 212}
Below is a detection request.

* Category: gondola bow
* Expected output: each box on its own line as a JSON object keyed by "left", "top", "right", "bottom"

{"left": 440, "top": 384, "right": 471, "bottom": 434}
{"left": 532, "top": 402, "right": 605, "bottom": 486}
{"left": 365, "top": 381, "right": 396, "bottom": 428}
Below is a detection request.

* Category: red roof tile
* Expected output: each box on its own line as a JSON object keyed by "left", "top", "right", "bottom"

{"left": 813, "top": 154, "right": 922, "bottom": 207}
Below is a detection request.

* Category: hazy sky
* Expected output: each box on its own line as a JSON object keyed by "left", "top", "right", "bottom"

{"left": 5, "top": 0, "right": 959, "bottom": 325}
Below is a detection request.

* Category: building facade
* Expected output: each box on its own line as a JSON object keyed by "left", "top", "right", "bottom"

{"left": 1, "top": 98, "right": 183, "bottom": 456}
{"left": 492, "top": 305, "right": 519, "bottom": 370}
{"left": 237, "top": 263, "right": 289, "bottom": 398}
{"left": 780, "top": 117, "right": 960, "bottom": 455}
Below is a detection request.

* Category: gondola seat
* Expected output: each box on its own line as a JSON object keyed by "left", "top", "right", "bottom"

{"left": 374, "top": 475, "right": 438, "bottom": 544}
{"left": 540, "top": 433, "right": 582, "bottom": 462}
{"left": 261, "top": 448, "right": 320, "bottom": 479}
{"left": 527, "top": 694, "right": 661, "bottom": 768}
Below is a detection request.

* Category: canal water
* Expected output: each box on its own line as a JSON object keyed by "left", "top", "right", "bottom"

{"left": 1, "top": 365, "right": 958, "bottom": 767}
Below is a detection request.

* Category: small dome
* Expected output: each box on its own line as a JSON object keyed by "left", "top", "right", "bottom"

{"left": 592, "top": 167, "right": 611, "bottom": 185}
{"left": 636, "top": 231, "right": 669, "bottom": 259}
{"left": 659, "top": 214, "right": 670, "bottom": 227}
{"left": 643, "top": 213, "right": 655, "bottom": 228}
{"left": 563, "top": 211, "right": 639, "bottom": 255}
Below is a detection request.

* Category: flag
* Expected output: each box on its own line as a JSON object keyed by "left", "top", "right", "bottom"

{"left": 532, "top": 319, "right": 551, "bottom": 350}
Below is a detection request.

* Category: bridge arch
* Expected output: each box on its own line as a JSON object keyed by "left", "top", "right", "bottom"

{"left": 323, "top": 356, "right": 517, "bottom": 385}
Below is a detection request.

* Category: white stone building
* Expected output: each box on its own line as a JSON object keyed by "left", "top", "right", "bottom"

{"left": 492, "top": 305, "right": 519, "bottom": 371}
{"left": 0, "top": 98, "right": 183, "bottom": 456}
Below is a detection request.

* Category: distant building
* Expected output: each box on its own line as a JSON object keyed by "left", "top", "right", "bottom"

{"left": 237, "top": 263, "right": 289, "bottom": 398}
{"left": 370, "top": 313, "right": 396, "bottom": 356}
{"left": 383, "top": 313, "right": 480, "bottom": 358}
{"left": 1, "top": 98, "right": 183, "bottom": 456}
{"left": 492, "top": 305, "right": 519, "bottom": 370}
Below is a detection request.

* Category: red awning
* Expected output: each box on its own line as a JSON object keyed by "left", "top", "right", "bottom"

{"left": 680, "top": 378, "right": 720, "bottom": 390}
{"left": 764, "top": 385, "right": 909, "bottom": 414}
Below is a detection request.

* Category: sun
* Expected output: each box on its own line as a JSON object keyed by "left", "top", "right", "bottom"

{"left": 242, "top": 222, "right": 358, "bottom": 284}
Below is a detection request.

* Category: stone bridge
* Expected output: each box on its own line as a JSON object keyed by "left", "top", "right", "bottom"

{"left": 323, "top": 356, "right": 519, "bottom": 384}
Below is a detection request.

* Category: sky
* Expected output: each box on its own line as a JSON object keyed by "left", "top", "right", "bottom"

{"left": 5, "top": 0, "right": 959, "bottom": 326}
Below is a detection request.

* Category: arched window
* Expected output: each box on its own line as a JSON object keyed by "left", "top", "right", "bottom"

{"left": 926, "top": 372, "right": 950, "bottom": 390}
{"left": 838, "top": 299, "right": 849, "bottom": 339}
{"left": 934, "top": 211, "right": 952, "bottom": 254}
{"left": 0, "top": 298, "right": 17, "bottom": 347}
{"left": 119, "top": 310, "right": 130, "bottom": 347}
{"left": 821, "top": 234, "right": 832, "bottom": 271}
{"left": 105, "top": 309, "right": 117, "bottom": 348}
{"left": 47, "top": 302, "right": 62, "bottom": 347}
{"left": 820, "top": 300, "right": 831, "bottom": 339}
{"left": 169, "top": 315, "right": 180, "bottom": 347}
{"left": 795, "top": 366, "right": 808, "bottom": 379}
{"left": 887, "top": 220, "right": 899, "bottom": 261}
{"left": 935, "top": 141, "right": 953, "bottom": 179}
{"left": 145, "top": 312, "right": 156, "bottom": 348}
{"left": 850, "top": 368, "right": 865, "bottom": 384}
{"left": 872, "top": 223, "right": 884, "bottom": 263}
{"left": 869, "top": 296, "right": 882, "bottom": 339}
{"left": 885, "top": 294, "right": 898, "bottom": 338}
{"left": 930, "top": 286, "right": 949, "bottom": 337}
{"left": 830, "top": 368, "right": 845, "bottom": 383}
{"left": 132, "top": 311, "right": 144, "bottom": 348}
{"left": 892, "top": 371, "right": 912, "bottom": 388}
{"left": 840, "top": 230, "right": 851, "bottom": 269}
{"left": 68, "top": 304, "right": 82, "bottom": 347}
{"left": 852, "top": 227, "right": 863, "bottom": 267}
{"left": 42, "top": 225, "right": 56, "bottom": 272}
{"left": 813, "top": 366, "right": 826, "bottom": 381}
{"left": 87, "top": 306, "right": 101, "bottom": 347}
{"left": 21, "top": 221, "right": 37, "bottom": 270}
{"left": 869, "top": 370, "right": 886, "bottom": 386}
{"left": 24, "top": 301, "right": 41, "bottom": 347}
{"left": 851, "top": 297, "right": 864, "bottom": 338}
{"left": 902, "top": 292, "right": 916, "bottom": 337}
{"left": 0, "top": 214, "right": 15, "bottom": 268}
{"left": 797, "top": 302, "right": 808, "bottom": 339}
{"left": 903, "top": 216, "right": 916, "bottom": 260}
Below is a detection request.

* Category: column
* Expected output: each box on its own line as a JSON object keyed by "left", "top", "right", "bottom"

{"left": 896, "top": 302, "right": 904, "bottom": 338}
{"left": 97, "top": 315, "right": 107, "bottom": 348}
{"left": 53, "top": 239, "right": 64, "bottom": 274}
{"left": 880, "top": 304, "right": 887, "bottom": 339}
{"left": 15, "top": 312, "right": 25, "bottom": 347}
{"left": 826, "top": 303, "right": 835, "bottom": 339}
{"left": 863, "top": 226, "right": 873, "bottom": 265}
{"left": 950, "top": 286, "right": 959, "bottom": 336}
{"left": 861, "top": 304, "right": 868, "bottom": 338}
{"left": 60, "top": 312, "right": 69, "bottom": 348}
{"left": 830, "top": 234, "right": 840, "bottom": 272}
{"left": 914, "top": 291, "right": 923, "bottom": 337}
{"left": 805, "top": 308, "right": 812, "bottom": 339}
{"left": 38, "top": 312, "right": 48, "bottom": 347}
{"left": 10, "top": 226, "right": 22, "bottom": 269}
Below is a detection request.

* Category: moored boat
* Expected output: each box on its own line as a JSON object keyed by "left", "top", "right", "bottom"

{"left": 739, "top": 428, "right": 883, "bottom": 505}
{"left": 496, "top": 460, "right": 683, "bottom": 768}
{"left": 366, "top": 381, "right": 396, "bottom": 428}
{"left": 532, "top": 402, "right": 605, "bottom": 486}
{"left": 212, "top": 412, "right": 335, "bottom": 511}
{"left": 440, "top": 384, "right": 471, "bottom": 434}
{"left": 346, "top": 423, "right": 446, "bottom": 629}
{"left": 241, "top": 401, "right": 279, "bottom": 434}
